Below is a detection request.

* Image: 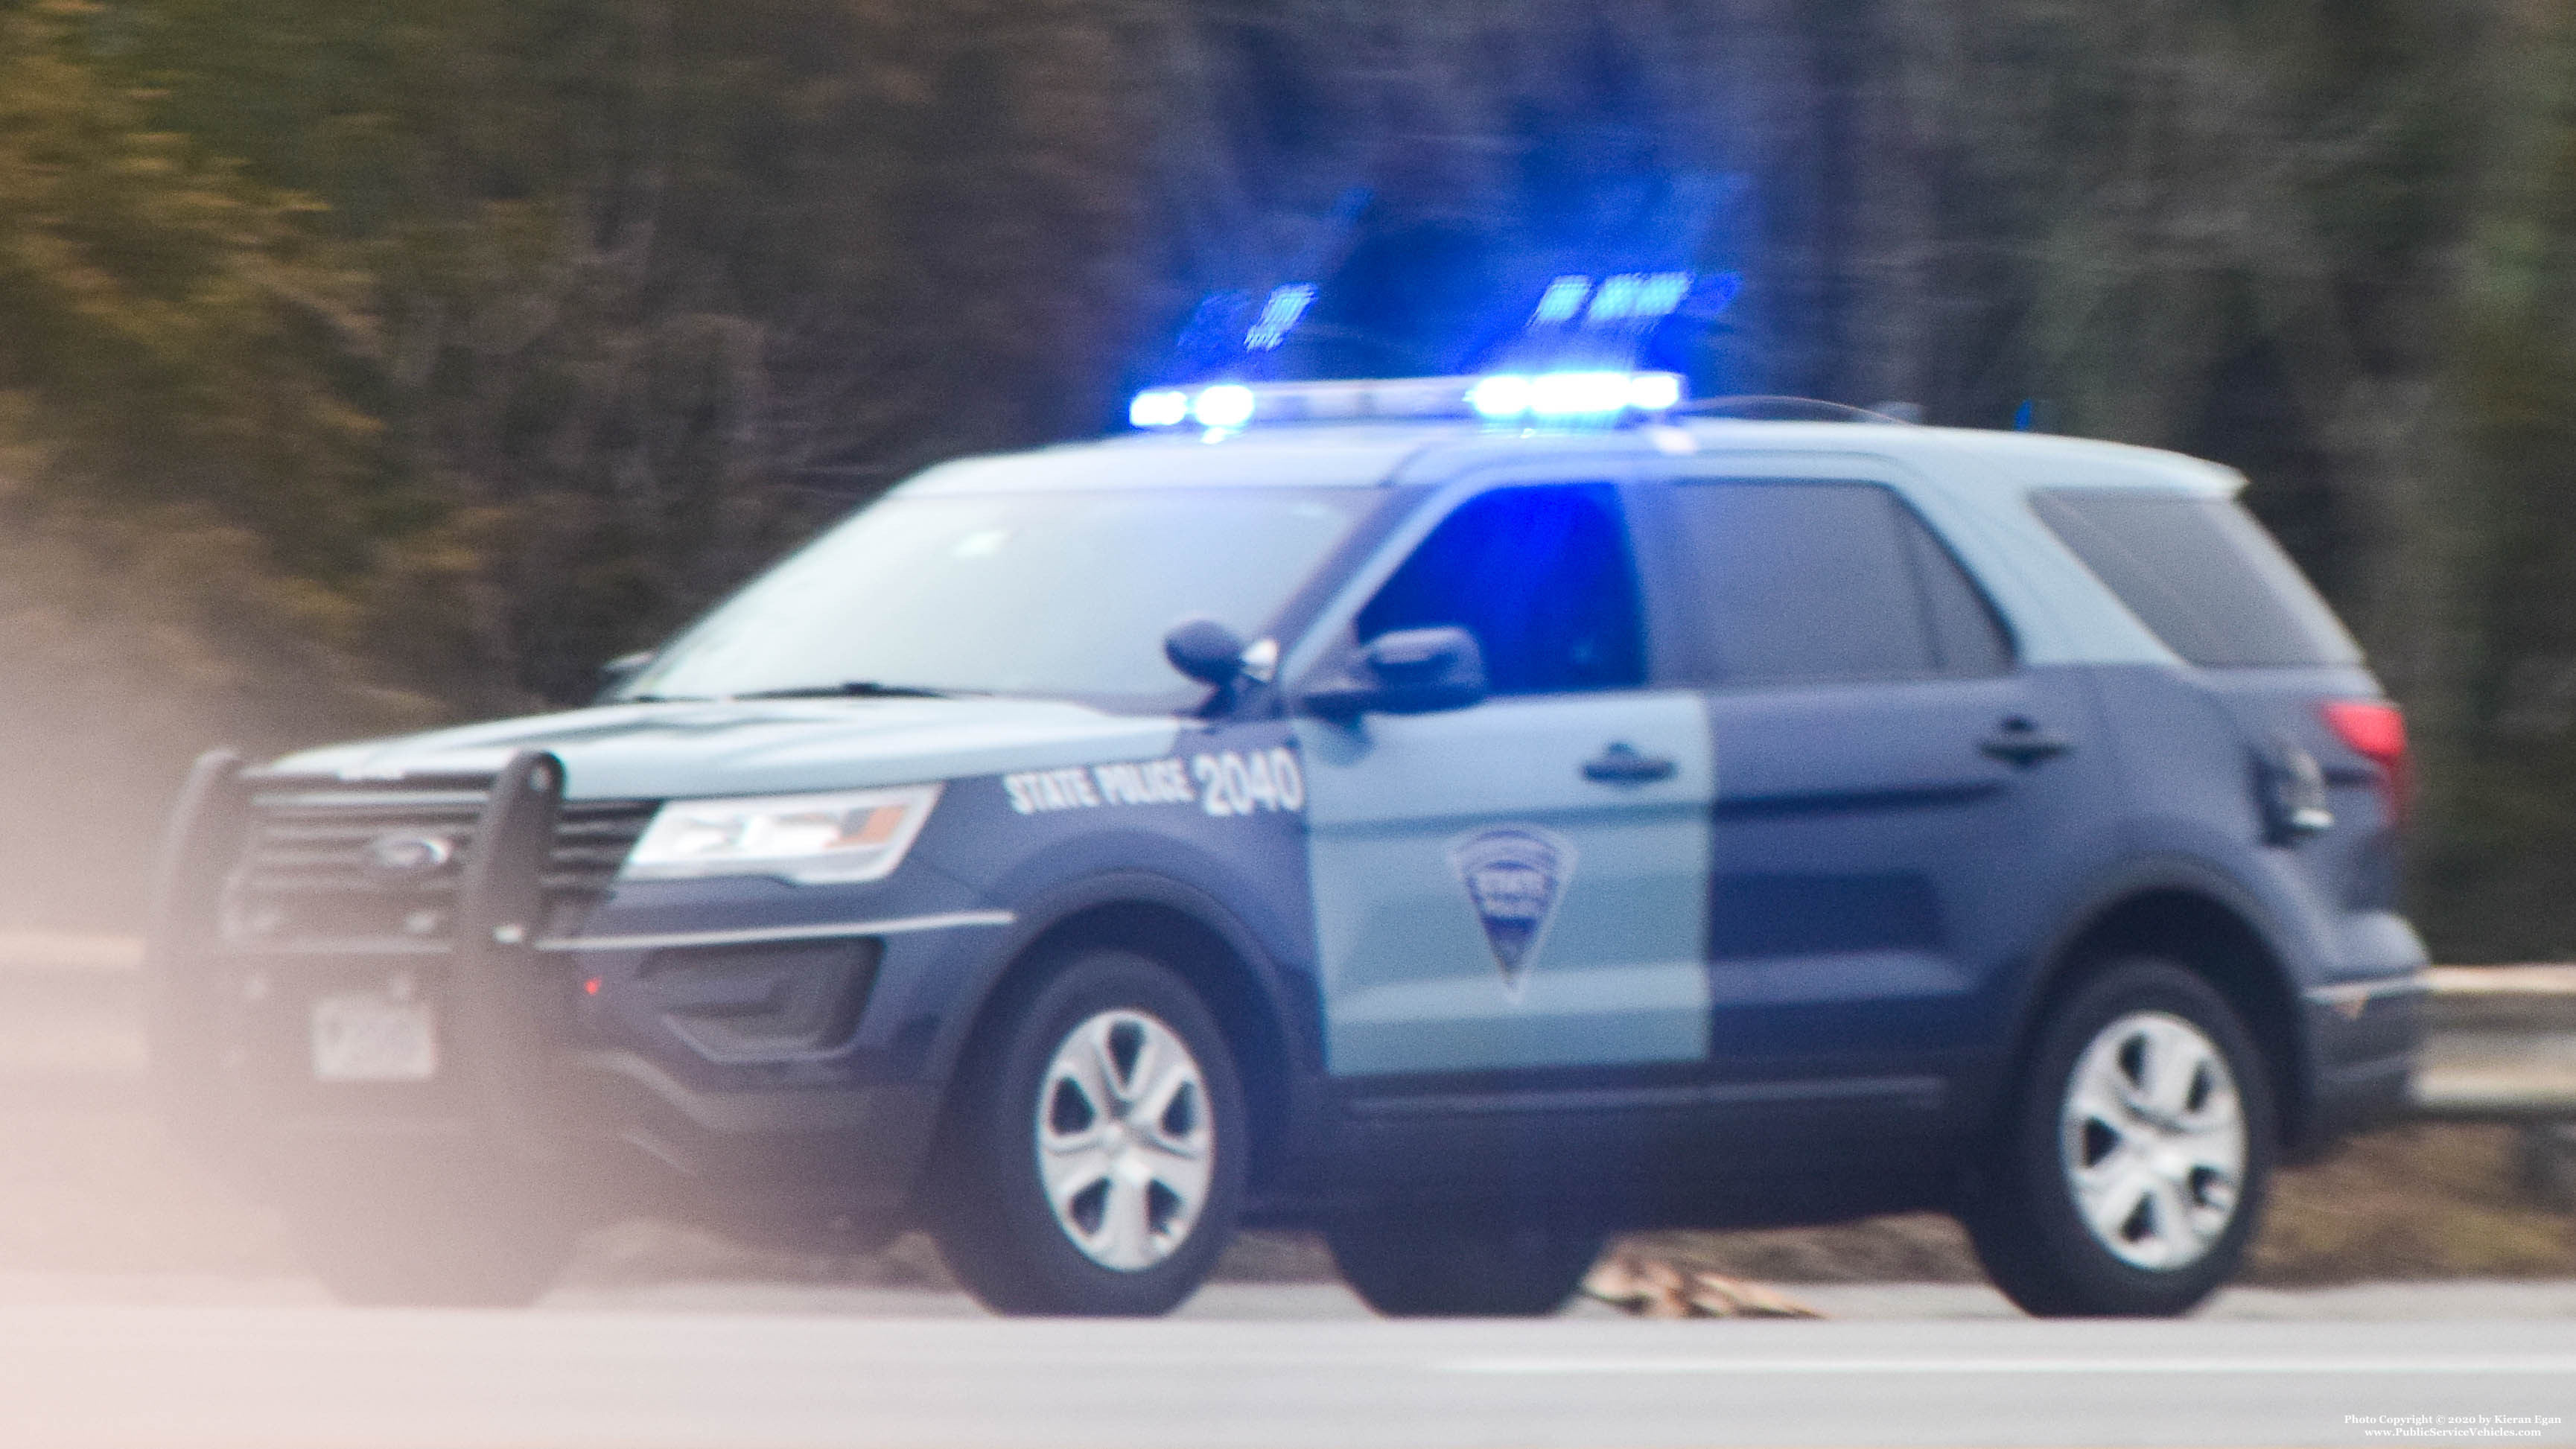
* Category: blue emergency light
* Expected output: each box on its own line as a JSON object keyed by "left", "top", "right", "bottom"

{"left": 1128, "top": 370, "right": 1687, "bottom": 432}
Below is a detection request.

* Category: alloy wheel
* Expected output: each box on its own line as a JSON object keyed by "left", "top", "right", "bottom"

{"left": 2058, "top": 1009, "right": 2248, "bottom": 1271}
{"left": 1033, "top": 1008, "right": 1215, "bottom": 1270}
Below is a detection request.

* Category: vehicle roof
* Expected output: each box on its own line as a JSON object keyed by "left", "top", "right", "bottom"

{"left": 893, "top": 419, "right": 2245, "bottom": 500}
{"left": 891, "top": 417, "right": 2257, "bottom": 671}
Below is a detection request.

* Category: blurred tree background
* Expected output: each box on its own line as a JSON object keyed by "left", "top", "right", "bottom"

{"left": 2, "top": 0, "right": 2574, "bottom": 957}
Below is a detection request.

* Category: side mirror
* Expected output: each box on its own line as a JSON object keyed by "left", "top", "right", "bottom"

{"left": 1301, "top": 626, "right": 1488, "bottom": 719}
{"left": 1164, "top": 617, "right": 1251, "bottom": 687}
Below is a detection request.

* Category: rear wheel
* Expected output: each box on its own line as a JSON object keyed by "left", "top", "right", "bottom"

{"left": 930, "top": 949, "right": 1247, "bottom": 1316}
{"left": 1326, "top": 1216, "right": 1605, "bottom": 1317}
{"left": 287, "top": 1188, "right": 576, "bottom": 1308}
{"left": 1966, "top": 958, "right": 2274, "bottom": 1316}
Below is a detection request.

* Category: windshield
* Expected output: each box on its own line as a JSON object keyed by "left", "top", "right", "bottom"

{"left": 624, "top": 487, "right": 1385, "bottom": 708}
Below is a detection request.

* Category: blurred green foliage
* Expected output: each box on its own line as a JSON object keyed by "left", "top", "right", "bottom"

{"left": 4, "top": 0, "right": 2576, "bottom": 955}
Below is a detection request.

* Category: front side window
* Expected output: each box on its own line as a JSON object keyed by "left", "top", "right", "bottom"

{"left": 1664, "top": 480, "right": 2012, "bottom": 686}
{"left": 1355, "top": 483, "right": 1646, "bottom": 695}
{"left": 626, "top": 488, "right": 1386, "bottom": 709}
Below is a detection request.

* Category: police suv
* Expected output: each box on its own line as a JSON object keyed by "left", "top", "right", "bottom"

{"left": 147, "top": 372, "right": 2426, "bottom": 1317}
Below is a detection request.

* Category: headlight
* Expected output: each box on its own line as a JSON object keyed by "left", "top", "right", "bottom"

{"left": 620, "top": 783, "right": 942, "bottom": 885}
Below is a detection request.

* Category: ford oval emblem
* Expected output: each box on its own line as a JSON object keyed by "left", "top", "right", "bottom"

{"left": 366, "top": 833, "right": 457, "bottom": 878}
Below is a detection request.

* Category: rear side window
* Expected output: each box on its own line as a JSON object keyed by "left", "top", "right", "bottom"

{"left": 1664, "top": 480, "right": 2012, "bottom": 685}
{"left": 1356, "top": 483, "right": 1646, "bottom": 695}
{"left": 2030, "top": 489, "right": 2360, "bottom": 667}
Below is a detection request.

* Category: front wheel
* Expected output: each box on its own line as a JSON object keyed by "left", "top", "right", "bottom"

{"left": 1965, "top": 958, "right": 2275, "bottom": 1316}
{"left": 930, "top": 949, "right": 1248, "bottom": 1315}
{"left": 1326, "top": 1217, "right": 1606, "bottom": 1316}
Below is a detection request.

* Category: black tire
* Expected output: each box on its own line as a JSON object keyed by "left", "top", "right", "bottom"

{"left": 929, "top": 949, "right": 1249, "bottom": 1316}
{"left": 1326, "top": 1216, "right": 1606, "bottom": 1317}
{"left": 1965, "top": 957, "right": 2276, "bottom": 1317}
{"left": 287, "top": 1188, "right": 576, "bottom": 1308}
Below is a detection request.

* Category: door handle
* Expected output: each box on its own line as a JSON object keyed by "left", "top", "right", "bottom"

{"left": 1979, "top": 717, "right": 2074, "bottom": 767}
{"left": 1583, "top": 742, "right": 1679, "bottom": 785}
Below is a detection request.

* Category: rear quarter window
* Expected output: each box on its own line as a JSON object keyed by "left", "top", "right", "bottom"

{"left": 2030, "top": 488, "right": 2361, "bottom": 668}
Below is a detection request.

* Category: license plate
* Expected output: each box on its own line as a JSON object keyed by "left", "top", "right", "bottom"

{"left": 310, "top": 993, "right": 439, "bottom": 1082}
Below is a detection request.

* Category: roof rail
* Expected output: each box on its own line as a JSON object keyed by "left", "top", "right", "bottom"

{"left": 1680, "top": 396, "right": 1918, "bottom": 424}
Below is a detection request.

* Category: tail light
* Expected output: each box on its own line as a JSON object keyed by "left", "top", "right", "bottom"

{"left": 2321, "top": 699, "right": 2411, "bottom": 825}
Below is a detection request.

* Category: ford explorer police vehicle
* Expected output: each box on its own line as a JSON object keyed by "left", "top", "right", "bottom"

{"left": 145, "top": 370, "right": 2426, "bottom": 1318}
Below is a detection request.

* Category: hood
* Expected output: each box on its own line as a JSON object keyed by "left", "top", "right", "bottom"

{"left": 264, "top": 696, "right": 1186, "bottom": 800}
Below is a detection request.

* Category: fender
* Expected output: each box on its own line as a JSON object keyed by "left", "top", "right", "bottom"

{"left": 1959, "top": 850, "right": 2315, "bottom": 1137}
{"left": 920, "top": 867, "right": 1330, "bottom": 1167}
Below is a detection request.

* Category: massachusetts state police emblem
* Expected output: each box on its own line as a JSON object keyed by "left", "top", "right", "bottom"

{"left": 1448, "top": 826, "right": 1575, "bottom": 993}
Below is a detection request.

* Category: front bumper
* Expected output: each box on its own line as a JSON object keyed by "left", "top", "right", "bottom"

{"left": 144, "top": 749, "right": 988, "bottom": 1225}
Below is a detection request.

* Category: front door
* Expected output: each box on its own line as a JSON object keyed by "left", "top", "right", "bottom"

{"left": 1293, "top": 481, "right": 1715, "bottom": 1080}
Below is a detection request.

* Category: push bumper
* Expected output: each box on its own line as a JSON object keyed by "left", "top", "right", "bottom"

{"left": 144, "top": 750, "right": 956, "bottom": 1224}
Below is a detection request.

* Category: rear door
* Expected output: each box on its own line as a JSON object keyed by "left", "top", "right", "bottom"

{"left": 1631, "top": 468, "right": 2126, "bottom": 1128}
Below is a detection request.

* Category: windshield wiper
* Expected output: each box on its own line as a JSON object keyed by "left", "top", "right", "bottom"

{"left": 731, "top": 681, "right": 961, "bottom": 701}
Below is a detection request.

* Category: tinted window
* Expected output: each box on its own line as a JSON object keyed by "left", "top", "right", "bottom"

{"left": 1901, "top": 512, "right": 2016, "bottom": 675}
{"left": 2031, "top": 489, "right": 2360, "bottom": 667}
{"left": 1667, "top": 480, "right": 2010, "bottom": 685}
{"left": 1356, "top": 484, "right": 1644, "bottom": 695}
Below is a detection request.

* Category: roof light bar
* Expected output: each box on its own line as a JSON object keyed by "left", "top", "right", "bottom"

{"left": 1191, "top": 383, "right": 1256, "bottom": 429}
{"left": 1470, "top": 370, "right": 1686, "bottom": 421}
{"left": 1128, "top": 389, "right": 1190, "bottom": 428}
{"left": 1128, "top": 372, "right": 1687, "bottom": 431}
{"left": 1626, "top": 372, "right": 1685, "bottom": 411}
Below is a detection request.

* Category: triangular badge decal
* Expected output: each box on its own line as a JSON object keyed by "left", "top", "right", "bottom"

{"left": 1448, "top": 826, "right": 1575, "bottom": 992}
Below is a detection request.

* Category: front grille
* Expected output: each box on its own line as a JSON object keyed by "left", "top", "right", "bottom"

{"left": 222, "top": 779, "right": 655, "bottom": 952}
{"left": 547, "top": 800, "right": 661, "bottom": 899}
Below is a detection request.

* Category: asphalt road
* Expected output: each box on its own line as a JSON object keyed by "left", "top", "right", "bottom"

{"left": 0, "top": 1278, "right": 2570, "bottom": 1448}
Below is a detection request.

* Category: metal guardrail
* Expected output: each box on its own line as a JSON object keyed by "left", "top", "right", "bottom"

{"left": 2412, "top": 966, "right": 2576, "bottom": 1120}
{"left": 4, "top": 932, "right": 2572, "bottom": 1121}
